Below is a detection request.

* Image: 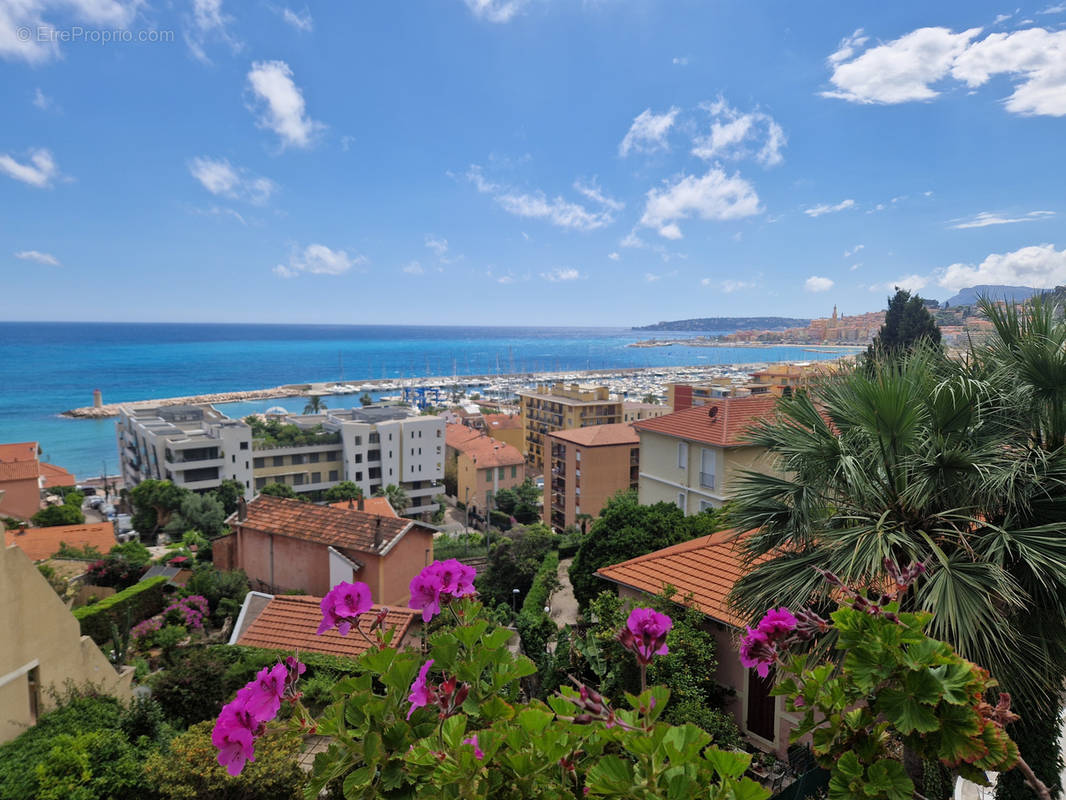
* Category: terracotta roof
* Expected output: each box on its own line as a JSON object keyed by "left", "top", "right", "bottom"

{"left": 483, "top": 413, "right": 521, "bottom": 431}
{"left": 238, "top": 494, "right": 419, "bottom": 555}
{"left": 40, "top": 462, "right": 76, "bottom": 488}
{"left": 549, "top": 423, "right": 638, "bottom": 447}
{"left": 0, "top": 442, "right": 38, "bottom": 462}
{"left": 596, "top": 530, "right": 761, "bottom": 628}
{"left": 0, "top": 461, "right": 40, "bottom": 481}
{"left": 236, "top": 594, "right": 419, "bottom": 658}
{"left": 445, "top": 423, "right": 483, "bottom": 449}
{"left": 460, "top": 436, "right": 524, "bottom": 468}
{"left": 329, "top": 497, "right": 398, "bottom": 518}
{"left": 631, "top": 396, "right": 778, "bottom": 448}
{"left": 4, "top": 522, "right": 115, "bottom": 562}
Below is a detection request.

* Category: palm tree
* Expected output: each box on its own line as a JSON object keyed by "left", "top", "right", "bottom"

{"left": 303, "top": 395, "right": 327, "bottom": 415}
{"left": 375, "top": 484, "right": 409, "bottom": 515}
{"left": 726, "top": 342, "right": 1066, "bottom": 796}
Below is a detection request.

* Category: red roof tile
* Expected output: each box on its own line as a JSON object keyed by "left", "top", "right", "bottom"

{"left": 461, "top": 436, "right": 523, "bottom": 468}
{"left": 329, "top": 496, "right": 398, "bottom": 518}
{"left": 0, "top": 442, "right": 38, "bottom": 462}
{"left": 549, "top": 423, "right": 638, "bottom": 447}
{"left": 0, "top": 461, "right": 40, "bottom": 481}
{"left": 596, "top": 530, "right": 761, "bottom": 628}
{"left": 445, "top": 423, "right": 483, "bottom": 449}
{"left": 482, "top": 413, "right": 521, "bottom": 431}
{"left": 40, "top": 462, "right": 76, "bottom": 488}
{"left": 4, "top": 522, "right": 115, "bottom": 562}
{"left": 236, "top": 595, "right": 419, "bottom": 658}
{"left": 631, "top": 396, "right": 778, "bottom": 448}
{"left": 238, "top": 495, "right": 422, "bottom": 555}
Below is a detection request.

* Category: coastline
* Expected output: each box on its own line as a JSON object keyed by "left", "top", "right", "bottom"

{"left": 628, "top": 338, "right": 867, "bottom": 350}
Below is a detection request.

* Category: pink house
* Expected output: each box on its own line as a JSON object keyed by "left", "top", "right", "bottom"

{"left": 218, "top": 495, "right": 435, "bottom": 606}
{"left": 596, "top": 530, "right": 794, "bottom": 756}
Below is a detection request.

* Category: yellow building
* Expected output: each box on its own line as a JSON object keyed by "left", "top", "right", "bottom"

{"left": 517, "top": 384, "right": 622, "bottom": 471}
{"left": 632, "top": 396, "right": 780, "bottom": 513}
{"left": 481, "top": 413, "right": 524, "bottom": 452}
{"left": 446, "top": 424, "right": 525, "bottom": 514}
{"left": 1, "top": 541, "right": 132, "bottom": 743}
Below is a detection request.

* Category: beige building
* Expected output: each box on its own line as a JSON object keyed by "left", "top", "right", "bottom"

{"left": 481, "top": 413, "right": 524, "bottom": 452}
{"left": 622, "top": 401, "right": 670, "bottom": 423}
{"left": 633, "top": 396, "right": 779, "bottom": 513}
{"left": 546, "top": 423, "right": 639, "bottom": 532}
{"left": 446, "top": 424, "right": 524, "bottom": 514}
{"left": 517, "top": 384, "right": 622, "bottom": 471}
{"left": 1, "top": 540, "right": 132, "bottom": 743}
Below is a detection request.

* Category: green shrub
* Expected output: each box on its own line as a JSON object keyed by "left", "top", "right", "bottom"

{"left": 73, "top": 576, "right": 168, "bottom": 644}
{"left": 144, "top": 720, "right": 304, "bottom": 800}
{"left": 32, "top": 503, "right": 85, "bottom": 527}
{"left": 34, "top": 729, "right": 148, "bottom": 800}
{"left": 150, "top": 648, "right": 235, "bottom": 728}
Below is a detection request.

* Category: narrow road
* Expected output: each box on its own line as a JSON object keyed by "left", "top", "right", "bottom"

{"left": 549, "top": 557, "right": 579, "bottom": 628}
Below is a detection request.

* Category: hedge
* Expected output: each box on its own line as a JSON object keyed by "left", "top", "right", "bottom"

{"left": 73, "top": 576, "right": 169, "bottom": 643}
{"left": 516, "top": 551, "right": 560, "bottom": 657}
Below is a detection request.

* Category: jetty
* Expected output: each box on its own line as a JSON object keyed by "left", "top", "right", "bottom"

{"left": 63, "top": 385, "right": 315, "bottom": 419}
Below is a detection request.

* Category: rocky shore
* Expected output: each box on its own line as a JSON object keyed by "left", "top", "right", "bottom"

{"left": 62, "top": 385, "right": 314, "bottom": 418}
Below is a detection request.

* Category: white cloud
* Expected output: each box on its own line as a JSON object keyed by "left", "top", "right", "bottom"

{"left": 1040, "top": 3, "right": 1066, "bottom": 14}
{"left": 692, "top": 97, "right": 787, "bottom": 167}
{"left": 608, "top": 252, "right": 620, "bottom": 261}
{"left": 844, "top": 244, "right": 865, "bottom": 257}
{"left": 185, "top": 0, "right": 241, "bottom": 63}
{"left": 701, "top": 278, "right": 756, "bottom": 292}
{"left": 870, "top": 274, "right": 929, "bottom": 293}
{"left": 0, "top": 0, "right": 141, "bottom": 63}
{"left": 247, "top": 60, "right": 324, "bottom": 148}
{"left": 952, "top": 28, "right": 1066, "bottom": 116}
{"left": 280, "top": 7, "right": 312, "bottom": 31}
{"left": 805, "top": 198, "right": 856, "bottom": 217}
{"left": 0, "top": 148, "right": 60, "bottom": 188}
{"left": 672, "top": 56, "right": 689, "bottom": 66}
{"left": 188, "top": 156, "right": 275, "bottom": 204}
{"left": 403, "top": 261, "right": 424, "bottom": 275}
{"left": 32, "top": 88, "right": 54, "bottom": 110}
{"left": 573, "top": 178, "right": 624, "bottom": 211}
{"left": 619, "top": 107, "right": 679, "bottom": 157}
{"left": 192, "top": 205, "right": 248, "bottom": 225}
{"left": 823, "top": 26, "right": 982, "bottom": 104}
{"left": 949, "top": 210, "right": 1055, "bottom": 229}
{"left": 850, "top": 262, "right": 863, "bottom": 271}
{"left": 14, "top": 249, "right": 60, "bottom": 266}
{"left": 645, "top": 270, "right": 678, "bottom": 283}
{"left": 464, "top": 0, "right": 526, "bottom": 23}
{"left": 938, "top": 243, "right": 1066, "bottom": 290}
{"left": 466, "top": 165, "right": 617, "bottom": 231}
{"left": 805, "top": 276, "right": 835, "bottom": 292}
{"left": 274, "top": 243, "right": 364, "bottom": 278}
{"left": 541, "top": 267, "right": 581, "bottom": 282}
{"left": 994, "top": 12, "right": 1015, "bottom": 25}
{"left": 425, "top": 236, "right": 448, "bottom": 257}
{"left": 640, "top": 168, "right": 761, "bottom": 239}
{"left": 825, "top": 24, "right": 1066, "bottom": 117}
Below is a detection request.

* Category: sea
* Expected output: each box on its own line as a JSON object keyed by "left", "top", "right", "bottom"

{"left": 0, "top": 322, "right": 852, "bottom": 481}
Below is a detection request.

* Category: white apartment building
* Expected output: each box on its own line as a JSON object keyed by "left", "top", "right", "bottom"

{"left": 116, "top": 405, "right": 255, "bottom": 497}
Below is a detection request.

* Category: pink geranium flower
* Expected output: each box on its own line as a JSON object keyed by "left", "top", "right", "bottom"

{"left": 317, "top": 581, "right": 373, "bottom": 636}
{"left": 212, "top": 700, "right": 258, "bottom": 776}
{"left": 463, "top": 734, "right": 484, "bottom": 760}
{"left": 756, "top": 607, "right": 798, "bottom": 640}
{"left": 409, "top": 560, "right": 478, "bottom": 622}
{"left": 241, "top": 663, "right": 288, "bottom": 723}
{"left": 739, "top": 626, "right": 777, "bottom": 678}
{"left": 407, "top": 658, "right": 435, "bottom": 720}
{"left": 622, "top": 607, "right": 673, "bottom": 665}
{"left": 409, "top": 569, "right": 444, "bottom": 623}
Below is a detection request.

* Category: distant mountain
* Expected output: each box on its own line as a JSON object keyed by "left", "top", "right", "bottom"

{"left": 945, "top": 285, "right": 1040, "bottom": 307}
{"left": 633, "top": 316, "right": 810, "bottom": 332}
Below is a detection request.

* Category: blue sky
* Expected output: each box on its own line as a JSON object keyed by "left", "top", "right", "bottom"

{"left": 2, "top": 0, "right": 1065, "bottom": 325}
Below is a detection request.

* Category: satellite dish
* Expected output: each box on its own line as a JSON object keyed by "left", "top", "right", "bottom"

{"left": 708, "top": 406, "right": 719, "bottom": 421}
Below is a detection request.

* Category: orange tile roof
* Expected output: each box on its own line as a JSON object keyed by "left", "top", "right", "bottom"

{"left": 0, "top": 442, "right": 38, "bottom": 462}
{"left": 631, "top": 396, "right": 778, "bottom": 448}
{"left": 329, "top": 496, "right": 398, "bottom": 518}
{"left": 4, "top": 522, "right": 115, "bottom": 562}
{"left": 596, "top": 530, "right": 760, "bottom": 628}
{"left": 238, "top": 495, "right": 421, "bottom": 555}
{"left": 549, "top": 423, "right": 638, "bottom": 447}
{"left": 483, "top": 413, "right": 521, "bottom": 431}
{"left": 236, "top": 595, "right": 419, "bottom": 658}
{"left": 39, "top": 462, "right": 76, "bottom": 488}
{"left": 0, "top": 461, "right": 40, "bottom": 481}
{"left": 461, "top": 436, "right": 524, "bottom": 468}
{"left": 445, "top": 423, "right": 483, "bottom": 449}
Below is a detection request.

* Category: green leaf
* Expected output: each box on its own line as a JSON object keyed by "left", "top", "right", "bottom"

{"left": 516, "top": 707, "right": 552, "bottom": 736}
{"left": 861, "top": 759, "right": 913, "bottom": 800}
{"left": 342, "top": 765, "right": 374, "bottom": 796}
{"left": 703, "top": 747, "right": 751, "bottom": 779}
{"left": 585, "top": 755, "right": 635, "bottom": 794}
{"left": 836, "top": 751, "right": 864, "bottom": 782}
{"left": 902, "top": 668, "right": 942, "bottom": 706}
{"left": 478, "top": 695, "right": 515, "bottom": 722}
{"left": 661, "top": 724, "right": 710, "bottom": 763}
{"left": 930, "top": 662, "right": 975, "bottom": 705}
{"left": 877, "top": 688, "right": 940, "bottom": 734}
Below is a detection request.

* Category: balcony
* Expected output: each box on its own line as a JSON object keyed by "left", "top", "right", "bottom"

{"left": 700, "top": 472, "right": 716, "bottom": 490}
{"left": 166, "top": 455, "right": 224, "bottom": 471}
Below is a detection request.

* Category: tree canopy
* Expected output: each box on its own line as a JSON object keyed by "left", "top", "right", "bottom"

{"left": 324, "top": 481, "right": 363, "bottom": 503}
{"left": 866, "top": 287, "right": 942, "bottom": 360}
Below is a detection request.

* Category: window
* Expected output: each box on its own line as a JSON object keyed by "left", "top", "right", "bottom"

{"left": 511, "top": 465, "right": 517, "bottom": 478}
{"left": 485, "top": 469, "right": 493, "bottom": 481}
{"left": 437, "top": 429, "right": 442, "bottom": 438}
{"left": 355, "top": 435, "right": 362, "bottom": 446}
{"left": 369, "top": 433, "right": 379, "bottom": 444}
{"left": 436, "top": 445, "right": 442, "bottom": 455}
{"left": 27, "top": 667, "right": 40, "bottom": 723}
{"left": 311, "top": 472, "right": 321, "bottom": 483}
{"left": 575, "top": 450, "right": 581, "bottom": 462}
{"left": 232, "top": 455, "right": 236, "bottom": 463}
{"left": 700, "top": 448, "right": 716, "bottom": 490}
{"left": 294, "top": 474, "right": 305, "bottom": 486}
{"left": 498, "top": 467, "right": 505, "bottom": 479}
{"left": 677, "top": 442, "right": 688, "bottom": 469}
{"left": 273, "top": 455, "right": 284, "bottom": 467}
{"left": 329, "top": 469, "right": 339, "bottom": 482}
{"left": 355, "top": 453, "right": 363, "bottom": 463}
{"left": 239, "top": 441, "right": 249, "bottom": 450}
{"left": 418, "top": 447, "right": 421, "bottom": 455}
{"left": 355, "top": 471, "right": 363, "bottom": 481}
{"left": 411, "top": 448, "right": 414, "bottom": 456}
{"left": 699, "top": 499, "right": 716, "bottom": 512}
{"left": 254, "top": 458, "right": 265, "bottom": 469}
{"left": 292, "top": 454, "right": 304, "bottom": 465}
{"left": 677, "top": 492, "right": 686, "bottom": 510}
{"left": 256, "top": 477, "right": 267, "bottom": 489}
{"left": 309, "top": 452, "right": 319, "bottom": 463}
{"left": 245, "top": 461, "right": 249, "bottom": 470}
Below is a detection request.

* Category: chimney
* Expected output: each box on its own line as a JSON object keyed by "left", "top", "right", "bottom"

{"left": 348, "top": 498, "right": 355, "bottom": 509}
{"left": 358, "top": 495, "right": 365, "bottom": 511}
{"left": 374, "top": 516, "right": 383, "bottom": 549}
{"left": 237, "top": 496, "right": 247, "bottom": 522}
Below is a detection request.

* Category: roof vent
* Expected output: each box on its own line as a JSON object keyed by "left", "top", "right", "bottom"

{"left": 708, "top": 406, "right": 719, "bottom": 422}
{"left": 374, "top": 516, "right": 383, "bottom": 549}
{"left": 237, "top": 496, "right": 248, "bottom": 522}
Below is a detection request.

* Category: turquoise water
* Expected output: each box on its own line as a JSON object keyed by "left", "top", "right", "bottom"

{"left": 0, "top": 322, "right": 848, "bottom": 480}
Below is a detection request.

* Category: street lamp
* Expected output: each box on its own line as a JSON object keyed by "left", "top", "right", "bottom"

{"left": 511, "top": 588, "right": 520, "bottom": 614}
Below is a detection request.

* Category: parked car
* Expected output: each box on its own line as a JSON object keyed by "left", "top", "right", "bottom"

{"left": 534, "top": 477, "right": 545, "bottom": 490}
{"left": 87, "top": 496, "right": 105, "bottom": 509}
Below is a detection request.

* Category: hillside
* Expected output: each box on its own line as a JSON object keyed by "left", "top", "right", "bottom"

{"left": 633, "top": 316, "right": 810, "bottom": 332}
{"left": 945, "top": 285, "right": 1040, "bottom": 306}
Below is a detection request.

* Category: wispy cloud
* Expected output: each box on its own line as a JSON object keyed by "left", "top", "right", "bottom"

{"left": 32, "top": 88, "right": 56, "bottom": 111}
{"left": 541, "top": 267, "right": 581, "bottom": 282}
{"left": 948, "top": 210, "right": 1055, "bottom": 229}
{"left": 403, "top": 261, "right": 424, "bottom": 275}
{"left": 844, "top": 244, "right": 865, "bottom": 257}
{"left": 645, "top": 270, "right": 678, "bottom": 283}
{"left": 805, "top": 275, "right": 835, "bottom": 292}
{"left": 0, "top": 148, "right": 61, "bottom": 188}
{"left": 619, "top": 107, "right": 679, "bottom": 157}
{"left": 0, "top": 0, "right": 140, "bottom": 63}
{"left": 466, "top": 165, "right": 618, "bottom": 231}
{"left": 188, "top": 157, "right": 276, "bottom": 204}
{"left": 280, "top": 6, "right": 313, "bottom": 31}
{"left": 14, "top": 249, "right": 60, "bottom": 266}
{"left": 870, "top": 274, "right": 929, "bottom": 293}
{"left": 464, "top": 0, "right": 527, "bottom": 23}
{"left": 247, "top": 60, "right": 324, "bottom": 149}
{"left": 274, "top": 243, "right": 365, "bottom": 278}
{"left": 804, "top": 198, "right": 855, "bottom": 217}
{"left": 692, "top": 96, "right": 787, "bottom": 167}
{"left": 185, "top": 0, "right": 242, "bottom": 63}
